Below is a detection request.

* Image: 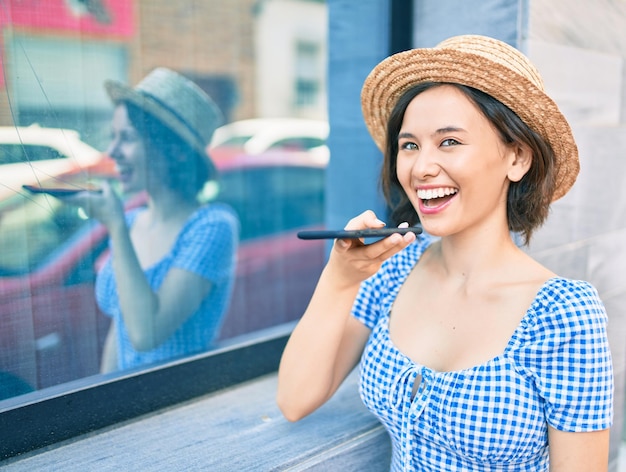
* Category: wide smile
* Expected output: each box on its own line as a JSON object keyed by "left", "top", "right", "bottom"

{"left": 417, "top": 186, "right": 458, "bottom": 213}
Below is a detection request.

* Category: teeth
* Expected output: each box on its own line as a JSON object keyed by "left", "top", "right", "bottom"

{"left": 417, "top": 187, "right": 457, "bottom": 200}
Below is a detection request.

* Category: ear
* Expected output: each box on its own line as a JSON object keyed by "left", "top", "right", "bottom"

{"left": 507, "top": 144, "right": 532, "bottom": 183}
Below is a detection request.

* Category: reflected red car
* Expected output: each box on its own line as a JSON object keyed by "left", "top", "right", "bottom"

{"left": 0, "top": 149, "right": 326, "bottom": 394}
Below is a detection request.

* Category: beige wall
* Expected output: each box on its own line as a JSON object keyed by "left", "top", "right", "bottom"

{"left": 526, "top": 1, "right": 626, "bottom": 468}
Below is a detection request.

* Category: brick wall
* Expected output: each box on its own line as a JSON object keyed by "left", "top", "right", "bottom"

{"left": 133, "top": 0, "right": 257, "bottom": 120}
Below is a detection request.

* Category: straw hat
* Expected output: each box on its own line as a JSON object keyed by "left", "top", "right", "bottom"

{"left": 104, "top": 67, "right": 224, "bottom": 175}
{"left": 361, "top": 34, "right": 579, "bottom": 201}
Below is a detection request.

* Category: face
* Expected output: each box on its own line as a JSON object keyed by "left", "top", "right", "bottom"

{"left": 396, "top": 85, "right": 525, "bottom": 239}
{"left": 106, "top": 104, "right": 150, "bottom": 194}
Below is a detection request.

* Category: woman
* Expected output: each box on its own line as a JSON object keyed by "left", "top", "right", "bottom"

{"left": 69, "top": 68, "right": 239, "bottom": 373}
{"left": 277, "top": 35, "right": 613, "bottom": 471}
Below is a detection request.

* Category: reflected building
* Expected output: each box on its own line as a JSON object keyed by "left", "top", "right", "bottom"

{"left": 0, "top": 0, "right": 327, "bottom": 148}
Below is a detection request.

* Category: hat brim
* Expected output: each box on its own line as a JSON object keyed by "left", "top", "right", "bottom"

{"left": 104, "top": 79, "right": 218, "bottom": 179}
{"left": 361, "top": 48, "right": 579, "bottom": 201}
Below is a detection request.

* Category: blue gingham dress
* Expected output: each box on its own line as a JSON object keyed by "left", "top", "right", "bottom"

{"left": 352, "top": 236, "right": 613, "bottom": 471}
{"left": 96, "top": 203, "right": 239, "bottom": 371}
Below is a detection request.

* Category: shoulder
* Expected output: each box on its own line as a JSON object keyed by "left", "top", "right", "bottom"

{"left": 535, "top": 277, "right": 606, "bottom": 323}
{"left": 522, "top": 277, "right": 608, "bottom": 344}
{"left": 186, "top": 203, "right": 240, "bottom": 234}
{"left": 174, "top": 204, "right": 239, "bottom": 252}
{"left": 514, "top": 277, "right": 613, "bottom": 431}
{"left": 195, "top": 202, "right": 239, "bottom": 223}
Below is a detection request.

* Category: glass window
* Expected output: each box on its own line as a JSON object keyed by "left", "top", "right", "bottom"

{"left": 0, "top": 0, "right": 328, "bottom": 409}
{"left": 295, "top": 40, "right": 322, "bottom": 107}
{"left": 218, "top": 165, "right": 325, "bottom": 240}
{"left": 0, "top": 143, "right": 65, "bottom": 164}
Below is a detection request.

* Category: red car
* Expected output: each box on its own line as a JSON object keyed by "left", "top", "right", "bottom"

{"left": 0, "top": 150, "right": 326, "bottom": 393}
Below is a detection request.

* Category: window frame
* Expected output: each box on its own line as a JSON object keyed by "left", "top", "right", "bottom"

{"left": 0, "top": 324, "right": 292, "bottom": 459}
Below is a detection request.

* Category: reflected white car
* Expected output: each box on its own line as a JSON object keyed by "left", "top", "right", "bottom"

{"left": 209, "top": 118, "right": 329, "bottom": 164}
{"left": 0, "top": 125, "right": 103, "bottom": 201}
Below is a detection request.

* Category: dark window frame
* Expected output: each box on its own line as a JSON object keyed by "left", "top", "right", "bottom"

{"left": 0, "top": 325, "right": 292, "bottom": 460}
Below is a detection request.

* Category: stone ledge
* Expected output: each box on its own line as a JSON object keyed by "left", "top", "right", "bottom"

{"left": 0, "top": 371, "right": 391, "bottom": 471}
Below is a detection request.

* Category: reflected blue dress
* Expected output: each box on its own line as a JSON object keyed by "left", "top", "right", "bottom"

{"left": 352, "top": 236, "right": 613, "bottom": 471}
{"left": 95, "top": 203, "right": 239, "bottom": 371}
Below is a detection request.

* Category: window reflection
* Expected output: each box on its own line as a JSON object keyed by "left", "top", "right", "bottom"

{"left": 0, "top": 0, "right": 328, "bottom": 400}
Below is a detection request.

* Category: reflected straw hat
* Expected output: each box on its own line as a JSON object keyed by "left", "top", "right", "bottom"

{"left": 361, "top": 34, "right": 579, "bottom": 201}
{"left": 104, "top": 67, "right": 224, "bottom": 176}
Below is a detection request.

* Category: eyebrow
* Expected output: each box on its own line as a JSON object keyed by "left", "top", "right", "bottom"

{"left": 397, "top": 126, "right": 467, "bottom": 140}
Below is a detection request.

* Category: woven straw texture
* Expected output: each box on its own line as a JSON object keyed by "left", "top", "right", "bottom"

{"left": 361, "top": 35, "right": 579, "bottom": 201}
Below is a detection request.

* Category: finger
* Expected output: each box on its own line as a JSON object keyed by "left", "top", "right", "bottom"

{"left": 361, "top": 230, "right": 416, "bottom": 261}
{"left": 344, "top": 209, "right": 385, "bottom": 231}
{"left": 333, "top": 236, "right": 364, "bottom": 253}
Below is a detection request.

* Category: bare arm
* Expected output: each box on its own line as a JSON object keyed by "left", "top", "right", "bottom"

{"left": 100, "top": 322, "right": 118, "bottom": 373}
{"left": 548, "top": 426, "right": 610, "bottom": 471}
{"left": 277, "top": 211, "right": 416, "bottom": 421}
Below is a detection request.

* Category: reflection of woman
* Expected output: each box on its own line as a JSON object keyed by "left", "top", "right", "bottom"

{"left": 75, "top": 68, "right": 239, "bottom": 373}
{"left": 277, "top": 36, "right": 613, "bottom": 470}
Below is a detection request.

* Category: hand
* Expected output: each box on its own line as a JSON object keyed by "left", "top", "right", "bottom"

{"left": 326, "top": 210, "right": 416, "bottom": 288}
{"left": 59, "top": 180, "right": 126, "bottom": 231}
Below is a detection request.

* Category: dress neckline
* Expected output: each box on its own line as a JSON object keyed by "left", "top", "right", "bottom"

{"left": 382, "top": 275, "right": 563, "bottom": 376}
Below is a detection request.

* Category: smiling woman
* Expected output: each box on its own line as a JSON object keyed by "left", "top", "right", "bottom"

{"left": 277, "top": 33, "right": 613, "bottom": 472}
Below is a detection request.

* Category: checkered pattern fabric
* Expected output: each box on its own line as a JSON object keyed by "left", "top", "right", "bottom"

{"left": 352, "top": 236, "right": 613, "bottom": 471}
{"left": 96, "top": 203, "right": 239, "bottom": 370}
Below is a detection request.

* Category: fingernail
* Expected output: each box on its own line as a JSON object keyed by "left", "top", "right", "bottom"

{"left": 398, "top": 222, "right": 409, "bottom": 228}
{"left": 375, "top": 219, "right": 386, "bottom": 226}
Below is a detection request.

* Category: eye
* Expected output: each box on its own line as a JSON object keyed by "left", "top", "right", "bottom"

{"left": 121, "top": 129, "right": 141, "bottom": 143}
{"left": 399, "top": 141, "right": 418, "bottom": 151}
{"left": 441, "top": 138, "right": 460, "bottom": 147}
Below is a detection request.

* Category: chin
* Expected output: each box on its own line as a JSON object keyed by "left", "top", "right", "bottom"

{"left": 418, "top": 222, "right": 450, "bottom": 239}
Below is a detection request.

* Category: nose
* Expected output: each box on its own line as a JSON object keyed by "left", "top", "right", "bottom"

{"left": 410, "top": 144, "right": 440, "bottom": 180}
{"left": 106, "top": 138, "right": 123, "bottom": 161}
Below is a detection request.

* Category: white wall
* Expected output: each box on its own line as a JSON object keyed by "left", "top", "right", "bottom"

{"left": 255, "top": 0, "right": 327, "bottom": 119}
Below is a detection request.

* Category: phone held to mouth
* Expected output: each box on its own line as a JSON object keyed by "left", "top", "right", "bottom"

{"left": 22, "top": 184, "right": 103, "bottom": 197}
{"left": 297, "top": 226, "right": 422, "bottom": 240}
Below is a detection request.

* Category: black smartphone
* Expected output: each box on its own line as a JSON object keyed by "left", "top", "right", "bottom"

{"left": 22, "top": 184, "right": 102, "bottom": 197}
{"left": 297, "top": 226, "right": 422, "bottom": 240}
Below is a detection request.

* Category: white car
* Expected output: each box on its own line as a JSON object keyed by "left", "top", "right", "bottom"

{"left": 0, "top": 125, "right": 103, "bottom": 200}
{"left": 209, "top": 118, "right": 329, "bottom": 163}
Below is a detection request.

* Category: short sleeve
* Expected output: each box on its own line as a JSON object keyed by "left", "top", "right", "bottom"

{"left": 351, "top": 266, "right": 387, "bottom": 330}
{"left": 172, "top": 203, "right": 239, "bottom": 282}
{"left": 513, "top": 279, "right": 613, "bottom": 432}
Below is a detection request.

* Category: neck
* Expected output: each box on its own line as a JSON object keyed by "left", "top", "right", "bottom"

{"left": 432, "top": 223, "right": 522, "bottom": 288}
{"left": 145, "top": 188, "right": 198, "bottom": 224}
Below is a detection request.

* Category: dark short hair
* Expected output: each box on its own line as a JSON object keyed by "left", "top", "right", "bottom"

{"left": 381, "top": 82, "right": 556, "bottom": 245}
{"left": 125, "top": 102, "right": 211, "bottom": 201}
